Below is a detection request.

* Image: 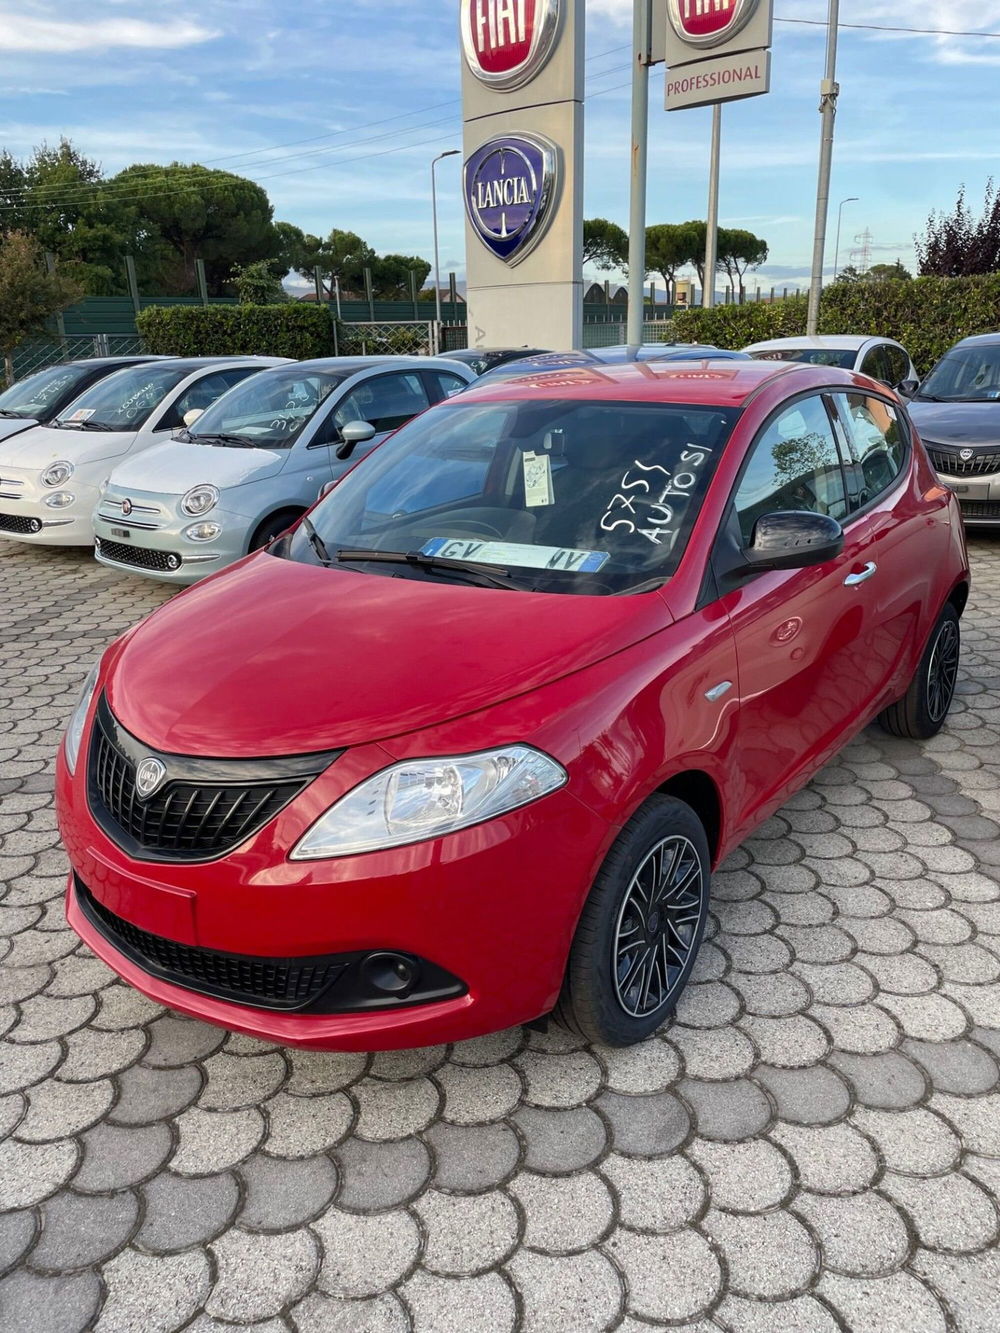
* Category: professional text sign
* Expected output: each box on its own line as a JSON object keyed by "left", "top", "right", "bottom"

{"left": 665, "top": 47, "right": 771, "bottom": 110}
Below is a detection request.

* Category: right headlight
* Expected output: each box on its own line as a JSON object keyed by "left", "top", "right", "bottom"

{"left": 180, "top": 484, "right": 220, "bottom": 517}
{"left": 63, "top": 663, "right": 99, "bottom": 775}
{"left": 290, "top": 745, "right": 567, "bottom": 860}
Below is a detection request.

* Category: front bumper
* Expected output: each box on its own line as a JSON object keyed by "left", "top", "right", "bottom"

{"left": 57, "top": 728, "right": 611, "bottom": 1050}
{"left": 0, "top": 469, "right": 101, "bottom": 546}
{"left": 930, "top": 461, "right": 1000, "bottom": 525}
{"left": 93, "top": 498, "right": 252, "bottom": 584}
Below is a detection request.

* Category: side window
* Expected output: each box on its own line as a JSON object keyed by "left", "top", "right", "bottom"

{"left": 426, "top": 370, "right": 468, "bottom": 402}
{"left": 158, "top": 370, "right": 251, "bottom": 430}
{"left": 830, "top": 393, "right": 907, "bottom": 509}
{"left": 733, "top": 395, "right": 849, "bottom": 544}
{"left": 859, "top": 345, "right": 892, "bottom": 384}
{"left": 332, "top": 372, "right": 430, "bottom": 435}
{"left": 884, "top": 344, "right": 910, "bottom": 387}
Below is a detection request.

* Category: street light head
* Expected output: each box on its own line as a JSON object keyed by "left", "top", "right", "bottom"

{"left": 437, "top": 150, "right": 461, "bottom": 161}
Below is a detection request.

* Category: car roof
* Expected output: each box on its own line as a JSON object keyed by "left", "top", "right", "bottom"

{"left": 954, "top": 332, "right": 1000, "bottom": 348}
{"left": 289, "top": 355, "right": 470, "bottom": 374}
{"left": 744, "top": 335, "right": 878, "bottom": 351}
{"left": 66, "top": 355, "right": 175, "bottom": 367}
{"left": 457, "top": 357, "right": 826, "bottom": 407}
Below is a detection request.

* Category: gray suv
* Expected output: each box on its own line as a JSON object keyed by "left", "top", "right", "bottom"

{"left": 93, "top": 356, "right": 475, "bottom": 583}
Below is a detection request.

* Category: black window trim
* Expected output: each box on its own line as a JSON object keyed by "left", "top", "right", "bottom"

{"left": 823, "top": 387, "right": 911, "bottom": 523}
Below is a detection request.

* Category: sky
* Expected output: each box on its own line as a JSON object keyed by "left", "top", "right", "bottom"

{"left": 3, "top": 0, "right": 1000, "bottom": 293}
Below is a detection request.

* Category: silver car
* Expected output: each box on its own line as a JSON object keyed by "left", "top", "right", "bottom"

{"left": 94, "top": 356, "right": 476, "bottom": 584}
{"left": 744, "top": 335, "right": 917, "bottom": 389}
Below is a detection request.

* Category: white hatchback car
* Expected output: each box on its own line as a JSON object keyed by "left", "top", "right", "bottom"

{"left": 0, "top": 357, "right": 289, "bottom": 547}
{"left": 744, "top": 336, "right": 917, "bottom": 390}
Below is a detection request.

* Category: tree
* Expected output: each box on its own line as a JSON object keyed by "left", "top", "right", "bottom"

{"left": 645, "top": 223, "right": 698, "bottom": 297}
{"left": 583, "top": 218, "right": 628, "bottom": 272}
{"left": 370, "top": 254, "right": 432, "bottom": 299}
{"left": 867, "top": 261, "right": 911, "bottom": 281}
{"left": 717, "top": 227, "right": 768, "bottom": 301}
{"left": 230, "top": 259, "right": 288, "bottom": 304}
{"left": 916, "top": 182, "right": 1000, "bottom": 276}
{"left": 0, "top": 232, "right": 82, "bottom": 382}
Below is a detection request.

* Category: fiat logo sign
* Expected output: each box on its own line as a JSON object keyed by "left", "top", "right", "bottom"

{"left": 464, "top": 134, "right": 558, "bottom": 265}
{"left": 461, "top": 0, "right": 561, "bottom": 90}
{"left": 667, "top": 0, "right": 759, "bottom": 48}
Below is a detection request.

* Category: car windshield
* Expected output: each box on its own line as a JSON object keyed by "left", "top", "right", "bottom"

{"left": 187, "top": 367, "right": 344, "bottom": 449}
{"left": 55, "top": 363, "right": 192, "bottom": 431}
{"left": 749, "top": 347, "right": 857, "bottom": 368}
{"left": 0, "top": 363, "right": 95, "bottom": 419}
{"left": 919, "top": 346, "right": 1000, "bottom": 401}
{"left": 285, "top": 397, "right": 739, "bottom": 595}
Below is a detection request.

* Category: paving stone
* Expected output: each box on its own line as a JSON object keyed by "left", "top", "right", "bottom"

{"left": 292, "top": 1290, "right": 409, "bottom": 1333}
{"left": 284, "top": 1049, "right": 368, "bottom": 1094}
{"left": 595, "top": 1088, "right": 689, "bottom": 1155}
{"left": 17, "top": 1076, "right": 114, "bottom": 1142}
{"left": 401, "top": 1270, "right": 516, "bottom": 1333}
{"left": 72, "top": 1120, "right": 172, "bottom": 1192}
{"left": 919, "top": 942, "right": 1000, "bottom": 985}
{"left": 809, "top": 1001, "right": 900, "bottom": 1053}
{"left": 137, "top": 1170, "right": 239, "bottom": 1253}
{"left": 597, "top": 1038, "right": 681, "bottom": 1093}
{"left": 0, "top": 1036, "right": 63, "bottom": 1093}
{"left": 724, "top": 932, "right": 793, "bottom": 973}
{"left": 856, "top": 950, "right": 940, "bottom": 995}
{"left": 449, "top": 1029, "right": 524, "bottom": 1066}
{"left": 601, "top": 1151, "right": 703, "bottom": 1232}
{"left": 506, "top": 1249, "right": 623, "bottom": 1332}
{"left": 97, "top": 1248, "right": 211, "bottom": 1333}
{"left": 605, "top": 1225, "right": 722, "bottom": 1322}
{"left": 792, "top": 960, "right": 875, "bottom": 1006}
{"left": 58, "top": 1027, "right": 145, "bottom": 1082}
{"left": 352, "top": 1075, "right": 442, "bottom": 1141}
{"left": 686, "top": 1136, "right": 793, "bottom": 1212}
{"left": 716, "top": 1293, "right": 840, "bottom": 1331}
{"left": 110, "top": 1062, "right": 202, "bottom": 1124}
{"left": 670, "top": 1025, "right": 757, "bottom": 1080}
{"left": 878, "top": 990, "right": 970, "bottom": 1040}
{"left": 514, "top": 1049, "right": 603, "bottom": 1107}
{"left": 89, "top": 984, "right": 162, "bottom": 1032}
{"left": 753, "top": 1065, "right": 850, "bottom": 1125}
{"left": 0, "top": 1269, "right": 102, "bottom": 1333}
{"left": 818, "top": 1270, "right": 949, "bottom": 1333}
{"left": 793, "top": 1191, "right": 910, "bottom": 1276}
{"left": 0, "top": 1209, "right": 36, "bottom": 1277}
{"left": 433, "top": 1061, "right": 523, "bottom": 1127}
{"left": 826, "top": 1050, "right": 927, "bottom": 1109}
{"left": 0, "top": 1135, "right": 78, "bottom": 1207}
{"left": 314, "top": 1207, "right": 421, "bottom": 1297}
{"left": 171, "top": 1106, "right": 266, "bottom": 1175}
{"left": 673, "top": 980, "right": 742, "bottom": 1028}
{"left": 31, "top": 1190, "right": 139, "bottom": 1271}
{"left": 414, "top": 1189, "right": 520, "bottom": 1274}
{"left": 423, "top": 1120, "right": 519, "bottom": 1195}
{"left": 739, "top": 1014, "right": 829, "bottom": 1068}
{"left": 332, "top": 1134, "right": 430, "bottom": 1210}
{"left": 770, "top": 1119, "right": 878, "bottom": 1194}
{"left": 703, "top": 1207, "right": 818, "bottom": 1299}
{"left": 881, "top": 1169, "right": 998, "bottom": 1252}
{"left": 238, "top": 1150, "right": 338, "bottom": 1230}
{"left": 677, "top": 1078, "right": 770, "bottom": 1141}
{"left": 207, "top": 1227, "right": 319, "bottom": 1321}
{"left": 514, "top": 1105, "right": 608, "bottom": 1172}
{"left": 901, "top": 1037, "right": 999, "bottom": 1094}
{"left": 8, "top": 993, "right": 95, "bottom": 1044}
{"left": 726, "top": 969, "right": 810, "bottom": 1017}
{"left": 142, "top": 1015, "right": 226, "bottom": 1067}
{"left": 263, "top": 1090, "right": 354, "bottom": 1157}
{"left": 852, "top": 1103, "right": 961, "bottom": 1175}
{"left": 198, "top": 1051, "right": 287, "bottom": 1110}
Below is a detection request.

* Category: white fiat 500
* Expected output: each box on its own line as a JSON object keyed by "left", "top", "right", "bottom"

{"left": 0, "top": 357, "right": 288, "bottom": 547}
{"left": 93, "top": 356, "right": 475, "bottom": 584}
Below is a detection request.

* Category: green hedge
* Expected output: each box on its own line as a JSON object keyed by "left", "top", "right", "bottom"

{"left": 673, "top": 275, "right": 1000, "bottom": 375}
{"left": 136, "top": 303, "right": 336, "bottom": 359}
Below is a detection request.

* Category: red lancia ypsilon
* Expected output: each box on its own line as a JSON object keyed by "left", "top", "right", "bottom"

{"left": 57, "top": 360, "right": 969, "bottom": 1049}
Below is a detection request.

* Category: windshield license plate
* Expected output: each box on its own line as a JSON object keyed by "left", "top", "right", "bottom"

{"left": 420, "top": 538, "right": 609, "bottom": 572}
{"left": 110, "top": 527, "right": 131, "bottom": 539}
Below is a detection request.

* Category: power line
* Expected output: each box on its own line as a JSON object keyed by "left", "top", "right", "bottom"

{"left": 777, "top": 18, "right": 1000, "bottom": 38}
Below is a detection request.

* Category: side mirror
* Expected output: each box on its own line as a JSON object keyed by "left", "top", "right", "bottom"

{"left": 896, "top": 379, "right": 919, "bottom": 398}
{"left": 335, "top": 419, "right": 377, "bottom": 461}
{"left": 183, "top": 408, "right": 204, "bottom": 427}
{"left": 744, "top": 511, "right": 844, "bottom": 572}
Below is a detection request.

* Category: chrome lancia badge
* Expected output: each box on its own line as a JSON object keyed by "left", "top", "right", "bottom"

{"left": 135, "top": 757, "right": 166, "bottom": 799}
{"left": 464, "top": 133, "right": 558, "bottom": 266}
{"left": 960, "top": 448, "right": 975, "bottom": 461}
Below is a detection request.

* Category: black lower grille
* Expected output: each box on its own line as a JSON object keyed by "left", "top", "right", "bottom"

{"left": 928, "top": 447, "right": 1000, "bottom": 477}
{"left": 87, "top": 694, "right": 340, "bottom": 862}
{"left": 77, "top": 880, "right": 346, "bottom": 1010}
{"left": 959, "top": 500, "right": 1000, "bottom": 520}
{"left": 0, "top": 512, "right": 40, "bottom": 534}
{"left": 97, "top": 538, "right": 177, "bottom": 572}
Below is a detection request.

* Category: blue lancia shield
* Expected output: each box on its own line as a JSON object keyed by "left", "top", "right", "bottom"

{"left": 464, "top": 134, "right": 558, "bottom": 266}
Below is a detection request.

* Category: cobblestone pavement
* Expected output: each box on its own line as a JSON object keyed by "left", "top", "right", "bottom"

{"left": 2, "top": 537, "right": 1000, "bottom": 1333}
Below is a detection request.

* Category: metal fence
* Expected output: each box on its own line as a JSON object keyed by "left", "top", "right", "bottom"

{"left": 582, "top": 321, "right": 679, "bottom": 349}
{"left": 9, "top": 334, "right": 144, "bottom": 384}
{"left": 334, "top": 321, "right": 440, "bottom": 358}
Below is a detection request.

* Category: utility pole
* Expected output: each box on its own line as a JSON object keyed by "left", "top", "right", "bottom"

{"left": 704, "top": 105, "right": 722, "bottom": 309}
{"left": 807, "top": 0, "right": 840, "bottom": 335}
{"left": 626, "top": 0, "right": 652, "bottom": 348}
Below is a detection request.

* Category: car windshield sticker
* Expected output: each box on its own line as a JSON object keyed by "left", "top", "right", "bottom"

{"left": 420, "top": 538, "right": 609, "bottom": 572}
{"left": 67, "top": 408, "right": 95, "bottom": 422}
{"left": 599, "top": 452, "right": 714, "bottom": 546}
{"left": 522, "top": 451, "right": 554, "bottom": 507}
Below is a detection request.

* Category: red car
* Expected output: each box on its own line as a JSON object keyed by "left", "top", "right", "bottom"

{"left": 56, "top": 360, "right": 969, "bottom": 1049}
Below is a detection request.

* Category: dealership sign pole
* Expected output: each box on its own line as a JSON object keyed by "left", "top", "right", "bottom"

{"left": 806, "top": 0, "right": 840, "bottom": 336}
{"left": 461, "top": 0, "right": 585, "bottom": 349}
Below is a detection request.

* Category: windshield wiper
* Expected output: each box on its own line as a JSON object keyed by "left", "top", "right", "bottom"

{"left": 0, "top": 409, "right": 27, "bottom": 418}
{"left": 191, "top": 432, "right": 256, "bottom": 449}
{"left": 336, "top": 547, "right": 516, "bottom": 591}
{"left": 300, "top": 515, "right": 332, "bottom": 566}
{"left": 53, "top": 418, "right": 115, "bottom": 431}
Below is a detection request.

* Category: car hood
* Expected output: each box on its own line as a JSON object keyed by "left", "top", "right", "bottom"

{"left": 908, "top": 400, "right": 1000, "bottom": 448}
{"left": 106, "top": 554, "right": 672, "bottom": 756}
{"left": 0, "top": 416, "right": 39, "bottom": 442}
{"left": 0, "top": 424, "right": 138, "bottom": 468}
{"left": 107, "top": 440, "right": 287, "bottom": 495}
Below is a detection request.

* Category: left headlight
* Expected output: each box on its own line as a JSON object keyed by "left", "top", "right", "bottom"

{"left": 290, "top": 745, "right": 567, "bottom": 860}
{"left": 63, "top": 663, "right": 99, "bottom": 775}
{"left": 180, "top": 484, "right": 219, "bottom": 517}
{"left": 41, "top": 460, "right": 74, "bottom": 487}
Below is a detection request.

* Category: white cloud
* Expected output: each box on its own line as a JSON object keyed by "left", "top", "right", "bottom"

{"left": 0, "top": 14, "right": 219, "bottom": 53}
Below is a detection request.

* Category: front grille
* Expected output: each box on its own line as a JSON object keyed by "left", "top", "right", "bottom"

{"left": 959, "top": 500, "right": 1000, "bottom": 520}
{"left": 87, "top": 695, "right": 341, "bottom": 862}
{"left": 927, "top": 447, "right": 1000, "bottom": 477}
{"left": 97, "top": 539, "right": 177, "bottom": 572}
{"left": 77, "top": 880, "right": 346, "bottom": 1010}
{"left": 0, "top": 512, "right": 39, "bottom": 534}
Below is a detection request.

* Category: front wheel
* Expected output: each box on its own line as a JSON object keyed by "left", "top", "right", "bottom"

{"left": 878, "top": 602, "right": 960, "bottom": 740}
{"left": 249, "top": 510, "right": 302, "bottom": 552}
{"left": 553, "top": 795, "right": 710, "bottom": 1046}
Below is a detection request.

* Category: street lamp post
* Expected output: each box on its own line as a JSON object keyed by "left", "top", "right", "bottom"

{"left": 833, "top": 196, "right": 859, "bottom": 280}
{"left": 806, "top": 0, "right": 841, "bottom": 336}
{"left": 432, "top": 150, "right": 460, "bottom": 331}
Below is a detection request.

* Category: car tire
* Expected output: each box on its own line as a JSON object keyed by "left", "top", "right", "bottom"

{"left": 249, "top": 510, "right": 302, "bottom": 552}
{"left": 553, "top": 795, "right": 710, "bottom": 1046}
{"left": 878, "top": 602, "right": 960, "bottom": 740}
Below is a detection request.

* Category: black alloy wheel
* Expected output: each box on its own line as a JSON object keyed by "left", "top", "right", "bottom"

{"left": 879, "top": 601, "right": 961, "bottom": 740}
{"left": 926, "top": 614, "right": 960, "bottom": 724}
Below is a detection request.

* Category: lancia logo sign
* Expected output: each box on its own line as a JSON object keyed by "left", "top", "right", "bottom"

{"left": 121, "top": 498, "right": 133, "bottom": 517}
{"left": 960, "top": 448, "right": 975, "bottom": 460}
{"left": 135, "top": 757, "right": 166, "bottom": 799}
{"left": 668, "top": 0, "right": 760, "bottom": 48}
{"left": 464, "top": 134, "right": 558, "bottom": 265}
{"left": 461, "top": 0, "right": 561, "bottom": 90}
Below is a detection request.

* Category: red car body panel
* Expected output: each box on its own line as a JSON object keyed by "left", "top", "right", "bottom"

{"left": 57, "top": 360, "right": 970, "bottom": 1048}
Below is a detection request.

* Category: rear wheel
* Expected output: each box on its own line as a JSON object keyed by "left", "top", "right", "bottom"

{"left": 249, "top": 510, "right": 302, "bottom": 552}
{"left": 554, "top": 795, "right": 710, "bottom": 1046}
{"left": 878, "top": 602, "right": 960, "bottom": 740}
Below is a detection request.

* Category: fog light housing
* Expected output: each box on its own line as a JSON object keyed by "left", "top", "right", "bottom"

{"left": 44, "top": 491, "right": 75, "bottom": 508}
{"left": 166, "top": 554, "right": 181, "bottom": 570}
{"left": 184, "top": 521, "right": 221, "bottom": 542}
{"left": 361, "top": 952, "right": 421, "bottom": 996}
{"left": 28, "top": 517, "right": 42, "bottom": 533}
